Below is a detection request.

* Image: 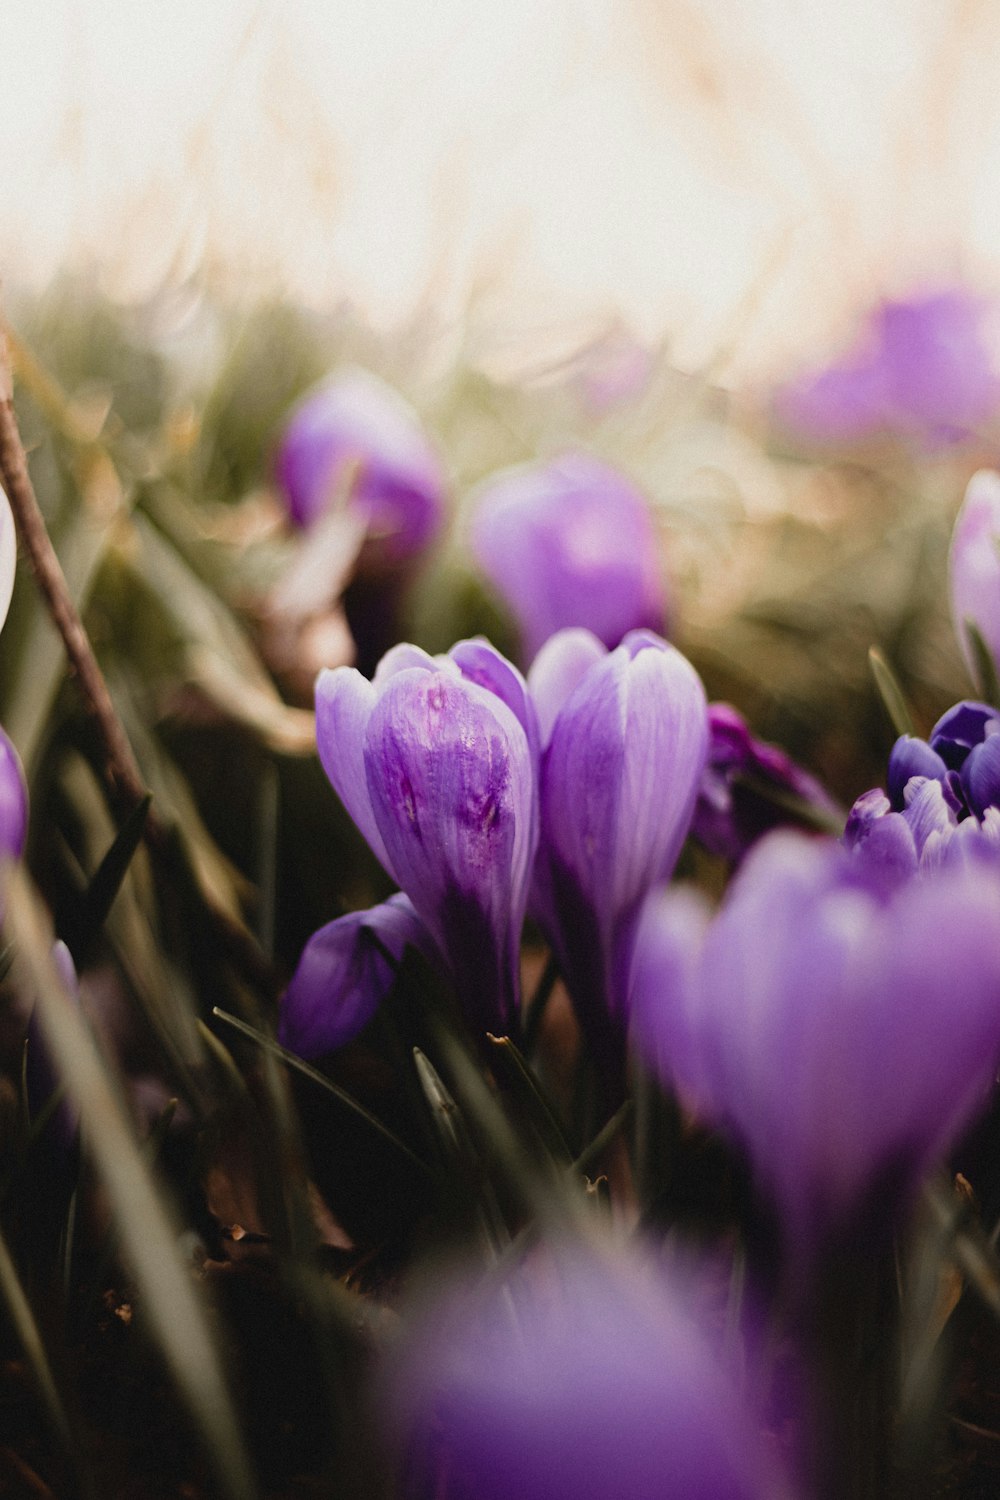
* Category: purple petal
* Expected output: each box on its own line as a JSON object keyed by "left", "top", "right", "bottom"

{"left": 388, "top": 1245, "right": 783, "bottom": 1500}
{"left": 363, "top": 669, "right": 536, "bottom": 1033}
{"left": 278, "top": 895, "right": 432, "bottom": 1057}
{"left": 315, "top": 667, "right": 396, "bottom": 879}
{"left": 929, "top": 699, "right": 1000, "bottom": 766}
{"left": 962, "top": 733, "right": 1000, "bottom": 819}
{"left": 628, "top": 885, "right": 711, "bottom": 1109}
{"left": 527, "top": 628, "right": 607, "bottom": 748}
{"left": 538, "top": 633, "right": 707, "bottom": 1024}
{"left": 0, "top": 728, "right": 28, "bottom": 863}
{"left": 901, "top": 777, "right": 959, "bottom": 855}
{"left": 886, "top": 735, "right": 948, "bottom": 809}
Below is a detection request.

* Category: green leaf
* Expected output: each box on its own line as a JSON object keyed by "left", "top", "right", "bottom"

{"left": 486, "top": 1034, "right": 572, "bottom": 1164}
{"left": 965, "top": 619, "right": 1000, "bottom": 709}
{"left": 60, "top": 792, "right": 151, "bottom": 963}
{"left": 868, "top": 646, "right": 914, "bottom": 739}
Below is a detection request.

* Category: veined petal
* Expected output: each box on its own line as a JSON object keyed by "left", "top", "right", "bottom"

{"left": 363, "top": 668, "right": 536, "bottom": 1031}
{"left": 315, "top": 667, "right": 396, "bottom": 878}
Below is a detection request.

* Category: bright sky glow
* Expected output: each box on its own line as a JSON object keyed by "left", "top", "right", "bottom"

{"left": 4, "top": 0, "right": 1000, "bottom": 379}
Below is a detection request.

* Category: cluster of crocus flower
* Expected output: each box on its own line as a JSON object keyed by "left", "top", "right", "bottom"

{"left": 386, "top": 1241, "right": 786, "bottom": 1500}
{"left": 630, "top": 830, "right": 1000, "bottom": 1278}
{"left": 774, "top": 288, "right": 1000, "bottom": 449}
{"left": 469, "top": 453, "right": 668, "bottom": 663}
{"left": 280, "top": 627, "right": 708, "bottom": 1069}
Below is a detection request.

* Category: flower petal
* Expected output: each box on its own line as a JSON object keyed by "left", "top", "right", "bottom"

{"left": 315, "top": 666, "right": 396, "bottom": 878}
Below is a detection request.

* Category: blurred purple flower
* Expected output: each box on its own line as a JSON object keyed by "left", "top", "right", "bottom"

{"left": 278, "top": 894, "right": 434, "bottom": 1058}
{"left": 693, "top": 704, "right": 840, "bottom": 861}
{"left": 528, "top": 628, "right": 707, "bottom": 1070}
{"left": 631, "top": 832, "right": 1000, "bottom": 1273}
{"left": 274, "top": 368, "right": 446, "bottom": 559}
{"left": 470, "top": 453, "right": 667, "bottom": 663}
{"left": 0, "top": 727, "right": 27, "bottom": 864}
{"left": 315, "top": 639, "right": 538, "bottom": 1036}
{"left": 775, "top": 290, "right": 1000, "bottom": 448}
{"left": 846, "top": 700, "right": 1000, "bottom": 872}
{"left": 388, "top": 1243, "right": 784, "bottom": 1500}
{"left": 950, "top": 468, "right": 1000, "bottom": 684}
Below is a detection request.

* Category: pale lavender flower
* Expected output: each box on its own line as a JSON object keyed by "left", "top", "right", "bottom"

{"left": 950, "top": 468, "right": 1000, "bottom": 684}
{"left": 388, "top": 1243, "right": 784, "bottom": 1500}
{"left": 470, "top": 453, "right": 667, "bottom": 663}
{"left": 274, "top": 368, "right": 446, "bottom": 559}
{"left": 529, "top": 628, "right": 707, "bottom": 1068}
{"left": 278, "top": 895, "right": 434, "bottom": 1057}
{"left": 315, "top": 639, "right": 537, "bottom": 1036}
{"left": 631, "top": 832, "right": 1000, "bottom": 1272}
{"left": 775, "top": 289, "right": 999, "bottom": 448}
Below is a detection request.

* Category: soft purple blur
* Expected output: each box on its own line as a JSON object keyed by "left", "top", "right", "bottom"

{"left": 274, "top": 368, "right": 447, "bottom": 558}
{"left": 387, "top": 1244, "right": 784, "bottom": 1500}
{"left": 693, "top": 703, "right": 840, "bottom": 861}
{"left": 950, "top": 469, "right": 1000, "bottom": 684}
{"left": 470, "top": 453, "right": 667, "bottom": 663}
{"left": 278, "top": 894, "right": 433, "bottom": 1057}
{"left": 630, "top": 832, "right": 1000, "bottom": 1274}
{"left": 315, "top": 638, "right": 538, "bottom": 1036}
{"left": 529, "top": 628, "right": 707, "bottom": 1069}
{"left": 0, "top": 728, "right": 27, "bottom": 864}
{"left": 775, "top": 290, "right": 1000, "bottom": 448}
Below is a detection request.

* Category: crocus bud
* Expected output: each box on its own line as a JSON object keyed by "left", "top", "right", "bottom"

{"left": 775, "top": 289, "right": 999, "bottom": 448}
{"left": 274, "top": 368, "right": 446, "bottom": 560}
{"left": 631, "top": 832, "right": 1000, "bottom": 1275}
{"left": 387, "top": 1243, "right": 785, "bottom": 1500}
{"left": 278, "top": 895, "right": 435, "bottom": 1058}
{"left": 529, "top": 628, "right": 707, "bottom": 1072}
{"left": 315, "top": 639, "right": 538, "bottom": 1036}
{"left": 470, "top": 453, "right": 667, "bottom": 663}
{"left": 950, "top": 469, "right": 1000, "bottom": 685}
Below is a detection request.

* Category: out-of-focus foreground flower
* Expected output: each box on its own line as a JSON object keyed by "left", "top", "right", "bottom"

{"left": 0, "top": 485, "right": 26, "bottom": 863}
{"left": 529, "top": 628, "right": 707, "bottom": 1078}
{"left": 631, "top": 832, "right": 1000, "bottom": 1275}
{"left": 273, "top": 366, "right": 447, "bottom": 557}
{"left": 470, "top": 453, "right": 667, "bottom": 663}
{"left": 314, "top": 638, "right": 537, "bottom": 1038}
{"left": 775, "top": 288, "right": 1000, "bottom": 448}
{"left": 386, "top": 1243, "right": 785, "bottom": 1500}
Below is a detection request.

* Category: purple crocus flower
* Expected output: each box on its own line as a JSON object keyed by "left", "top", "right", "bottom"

{"left": 950, "top": 468, "right": 1000, "bottom": 685}
{"left": 693, "top": 703, "right": 840, "bottom": 862}
{"left": 0, "top": 727, "right": 27, "bottom": 864}
{"left": 315, "top": 638, "right": 538, "bottom": 1037}
{"left": 528, "top": 628, "right": 707, "bottom": 1070}
{"left": 631, "top": 832, "right": 1000, "bottom": 1274}
{"left": 274, "top": 368, "right": 446, "bottom": 559}
{"left": 278, "top": 895, "right": 435, "bottom": 1058}
{"left": 470, "top": 453, "right": 667, "bottom": 663}
{"left": 775, "top": 289, "right": 999, "bottom": 448}
{"left": 846, "top": 699, "right": 1000, "bottom": 872}
{"left": 388, "top": 1243, "right": 785, "bottom": 1500}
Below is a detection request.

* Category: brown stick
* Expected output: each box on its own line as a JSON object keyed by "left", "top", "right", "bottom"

{"left": 0, "top": 328, "right": 275, "bottom": 993}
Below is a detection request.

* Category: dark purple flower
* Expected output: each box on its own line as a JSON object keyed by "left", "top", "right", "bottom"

{"left": 693, "top": 703, "right": 840, "bottom": 861}
{"left": 315, "top": 639, "right": 537, "bottom": 1036}
{"left": 388, "top": 1243, "right": 785, "bottom": 1500}
{"left": 775, "top": 289, "right": 999, "bottom": 449}
{"left": 950, "top": 469, "right": 1000, "bottom": 685}
{"left": 848, "top": 699, "right": 1000, "bottom": 871}
{"left": 528, "top": 628, "right": 707, "bottom": 1064}
{"left": 631, "top": 832, "right": 1000, "bottom": 1272}
{"left": 0, "top": 727, "right": 27, "bottom": 864}
{"left": 278, "top": 895, "right": 434, "bottom": 1057}
{"left": 470, "top": 453, "right": 667, "bottom": 663}
{"left": 274, "top": 368, "right": 446, "bottom": 559}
